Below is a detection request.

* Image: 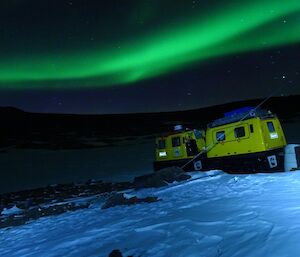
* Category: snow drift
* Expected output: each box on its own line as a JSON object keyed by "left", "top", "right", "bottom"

{"left": 1, "top": 170, "right": 300, "bottom": 257}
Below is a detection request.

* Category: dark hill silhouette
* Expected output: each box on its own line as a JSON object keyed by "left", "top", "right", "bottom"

{"left": 0, "top": 95, "right": 299, "bottom": 149}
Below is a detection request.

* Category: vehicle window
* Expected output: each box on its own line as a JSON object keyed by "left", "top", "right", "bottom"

{"left": 216, "top": 131, "right": 225, "bottom": 141}
{"left": 249, "top": 124, "right": 254, "bottom": 133}
{"left": 234, "top": 126, "right": 245, "bottom": 138}
{"left": 267, "top": 122, "right": 275, "bottom": 133}
{"left": 172, "top": 137, "right": 181, "bottom": 147}
{"left": 194, "top": 130, "right": 202, "bottom": 139}
{"left": 157, "top": 140, "right": 166, "bottom": 149}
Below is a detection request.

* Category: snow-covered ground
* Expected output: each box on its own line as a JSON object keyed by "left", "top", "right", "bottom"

{"left": 1, "top": 170, "right": 300, "bottom": 257}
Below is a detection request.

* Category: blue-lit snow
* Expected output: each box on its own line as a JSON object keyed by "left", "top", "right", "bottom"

{"left": 1, "top": 206, "right": 23, "bottom": 216}
{"left": 1, "top": 170, "right": 300, "bottom": 257}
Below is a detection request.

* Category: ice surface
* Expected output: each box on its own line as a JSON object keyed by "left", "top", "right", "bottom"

{"left": 1, "top": 171, "right": 300, "bottom": 257}
{"left": 0, "top": 137, "right": 154, "bottom": 193}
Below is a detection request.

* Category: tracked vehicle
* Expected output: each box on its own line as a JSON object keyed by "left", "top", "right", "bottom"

{"left": 154, "top": 107, "right": 300, "bottom": 173}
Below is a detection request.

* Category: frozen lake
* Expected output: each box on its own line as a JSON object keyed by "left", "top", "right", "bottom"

{"left": 0, "top": 137, "right": 155, "bottom": 194}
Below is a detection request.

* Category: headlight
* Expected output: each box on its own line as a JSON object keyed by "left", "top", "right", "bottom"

{"left": 159, "top": 151, "right": 167, "bottom": 157}
{"left": 270, "top": 132, "right": 278, "bottom": 139}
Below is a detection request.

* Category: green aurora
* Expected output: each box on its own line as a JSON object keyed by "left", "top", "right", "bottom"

{"left": 1, "top": 0, "right": 300, "bottom": 89}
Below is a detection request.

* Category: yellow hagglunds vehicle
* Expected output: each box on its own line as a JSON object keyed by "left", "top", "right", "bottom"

{"left": 154, "top": 107, "right": 300, "bottom": 173}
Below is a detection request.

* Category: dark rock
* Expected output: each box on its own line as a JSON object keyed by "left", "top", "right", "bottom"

{"left": 112, "top": 182, "right": 134, "bottom": 191}
{"left": 108, "top": 249, "right": 123, "bottom": 257}
{"left": 0, "top": 169, "right": 180, "bottom": 228}
{"left": 102, "top": 193, "right": 159, "bottom": 209}
{"left": 0, "top": 202, "right": 90, "bottom": 229}
{"left": 134, "top": 173, "right": 168, "bottom": 189}
{"left": 133, "top": 166, "right": 191, "bottom": 189}
{"left": 26, "top": 207, "right": 42, "bottom": 220}
{"left": 16, "top": 199, "right": 33, "bottom": 210}
{"left": 0, "top": 216, "right": 26, "bottom": 228}
{"left": 175, "top": 173, "right": 191, "bottom": 182}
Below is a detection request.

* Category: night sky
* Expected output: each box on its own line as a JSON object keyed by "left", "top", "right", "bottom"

{"left": 0, "top": 0, "right": 299, "bottom": 114}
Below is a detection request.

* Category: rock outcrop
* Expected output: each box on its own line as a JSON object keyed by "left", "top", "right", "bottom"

{"left": 133, "top": 166, "right": 191, "bottom": 189}
{"left": 102, "top": 193, "right": 159, "bottom": 209}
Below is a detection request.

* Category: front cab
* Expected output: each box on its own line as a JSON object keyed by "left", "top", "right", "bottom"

{"left": 154, "top": 125, "right": 205, "bottom": 171}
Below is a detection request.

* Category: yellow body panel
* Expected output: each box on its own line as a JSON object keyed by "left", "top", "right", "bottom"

{"left": 261, "top": 118, "right": 287, "bottom": 150}
{"left": 206, "top": 116, "right": 286, "bottom": 158}
{"left": 155, "top": 130, "right": 205, "bottom": 162}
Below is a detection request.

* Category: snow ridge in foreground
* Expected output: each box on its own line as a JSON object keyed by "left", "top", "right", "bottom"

{"left": 1, "top": 170, "right": 300, "bottom": 257}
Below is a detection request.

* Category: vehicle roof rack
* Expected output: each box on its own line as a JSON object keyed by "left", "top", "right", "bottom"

{"left": 208, "top": 107, "right": 274, "bottom": 128}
